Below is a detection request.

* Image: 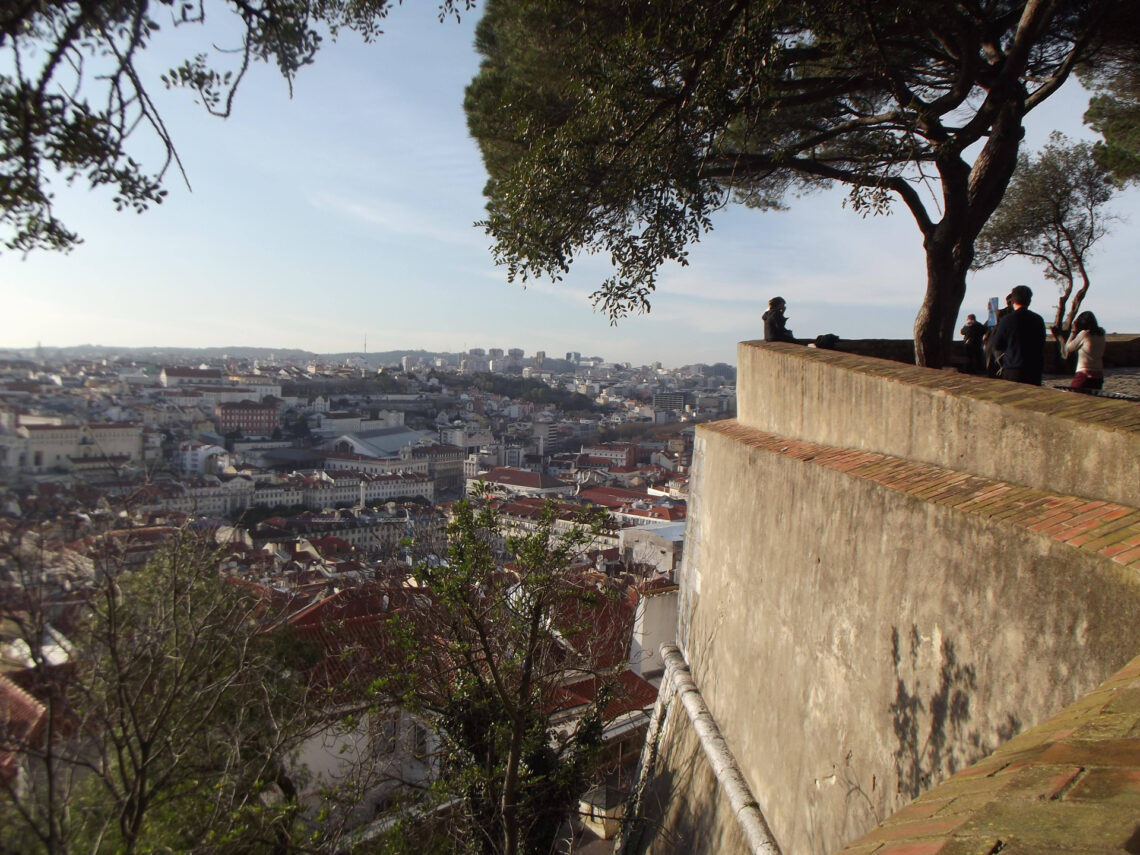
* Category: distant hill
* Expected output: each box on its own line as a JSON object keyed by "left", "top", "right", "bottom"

{"left": 0, "top": 345, "right": 619, "bottom": 372}
{"left": 0, "top": 345, "right": 459, "bottom": 366}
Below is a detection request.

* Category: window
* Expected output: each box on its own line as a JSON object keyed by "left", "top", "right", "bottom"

{"left": 412, "top": 722, "right": 429, "bottom": 759}
{"left": 378, "top": 711, "right": 400, "bottom": 754}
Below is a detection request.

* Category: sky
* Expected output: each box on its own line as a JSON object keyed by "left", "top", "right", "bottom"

{"left": 2, "top": 4, "right": 1138, "bottom": 368}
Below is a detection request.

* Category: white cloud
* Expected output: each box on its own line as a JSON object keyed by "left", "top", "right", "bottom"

{"left": 307, "top": 190, "right": 487, "bottom": 250}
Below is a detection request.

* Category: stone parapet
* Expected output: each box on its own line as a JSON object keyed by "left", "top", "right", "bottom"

{"left": 737, "top": 341, "right": 1140, "bottom": 508}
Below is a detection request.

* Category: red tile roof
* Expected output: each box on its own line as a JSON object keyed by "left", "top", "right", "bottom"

{"left": 551, "top": 670, "right": 659, "bottom": 719}
{"left": 0, "top": 675, "right": 47, "bottom": 783}
{"left": 578, "top": 486, "right": 652, "bottom": 506}
{"left": 308, "top": 535, "right": 356, "bottom": 557}
{"left": 553, "top": 578, "right": 637, "bottom": 670}
{"left": 483, "top": 467, "right": 570, "bottom": 490}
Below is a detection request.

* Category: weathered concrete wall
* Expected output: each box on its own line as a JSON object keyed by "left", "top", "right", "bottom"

{"left": 833, "top": 651, "right": 1140, "bottom": 853}
{"left": 641, "top": 343, "right": 1140, "bottom": 855}
{"left": 737, "top": 342, "right": 1140, "bottom": 507}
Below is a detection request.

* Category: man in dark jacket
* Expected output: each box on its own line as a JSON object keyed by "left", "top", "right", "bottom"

{"left": 991, "top": 285, "right": 1046, "bottom": 385}
{"left": 960, "top": 313, "right": 986, "bottom": 374}
{"left": 762, "top": 296, "right": 796, "bottom": 343}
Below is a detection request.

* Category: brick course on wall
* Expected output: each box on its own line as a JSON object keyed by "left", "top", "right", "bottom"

{"left": 703, "top": 420, "right": 1140, "bottom": 574}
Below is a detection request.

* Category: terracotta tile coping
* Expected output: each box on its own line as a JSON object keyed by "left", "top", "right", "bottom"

{"left": 700, "top": 420, "right": 1140, "bottom": 572}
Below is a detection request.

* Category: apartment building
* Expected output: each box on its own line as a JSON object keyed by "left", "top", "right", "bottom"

{"left": 160, "top": 366, "right": 227, "bottom": 387}
{"left": 216, "top": 400, "right": 279, "bottom": 437}
{"left": 7, "top": 422, "right": 142, "bottom": 475}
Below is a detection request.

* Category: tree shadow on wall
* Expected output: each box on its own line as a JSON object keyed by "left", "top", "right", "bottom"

{"left": 889, "top": 624, "right": 1020, "bottom": 801}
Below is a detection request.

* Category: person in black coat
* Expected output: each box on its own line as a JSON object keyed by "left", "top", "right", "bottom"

{"left": 762, "top": 296, "right": 796, "bottom": 343}
{"left": 960, "top": 313, "right": 986, "bottom": 374}
{"left": 991, "top": 285, "right": 1046, "bottom": 385}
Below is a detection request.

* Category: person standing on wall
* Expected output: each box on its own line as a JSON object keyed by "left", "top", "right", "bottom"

{"left": 991, "top": 285, "right": 1046, "bottom": 385}
{"left": 762, "top": 296, "right": 797, "bottom": 343}
{"left": 1053, "top": 311, "right": 1107, "bottom": 392}
{"left": 960, "top": 313, "right": 986, "bottom": 374}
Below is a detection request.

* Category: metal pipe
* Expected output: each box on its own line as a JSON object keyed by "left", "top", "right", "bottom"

{"left": 660, "top": 643, "right": 783, "bottom": 855}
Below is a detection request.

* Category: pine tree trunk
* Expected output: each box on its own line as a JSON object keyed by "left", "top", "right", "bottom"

{"left": 914, "top": 98, "right": 1025, "bottom": 368}
{"left": 914, "top": 231, "right": 970, "bottom": 369}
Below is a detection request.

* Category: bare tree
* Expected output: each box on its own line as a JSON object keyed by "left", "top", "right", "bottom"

{"left": 0, "top": 527, "right": 319, "bottom": 854}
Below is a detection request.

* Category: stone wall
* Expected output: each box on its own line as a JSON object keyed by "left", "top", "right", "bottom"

{"left": 637, "top": 342, "right": 1140, "bottom": 855}
{"left": 738, "top": 342, "right": 1139, "bottom": 507}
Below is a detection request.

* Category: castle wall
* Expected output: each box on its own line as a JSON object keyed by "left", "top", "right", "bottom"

{"left": 641, "top": 342, "right": 1140, "bottom": 855}
{"left": 737, "top": 341, "right": 1139, "bottom": 508}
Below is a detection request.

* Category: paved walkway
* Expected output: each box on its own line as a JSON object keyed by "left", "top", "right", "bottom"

{"left": 1048, "top": 366, "right": 1140, "bottom": 400}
